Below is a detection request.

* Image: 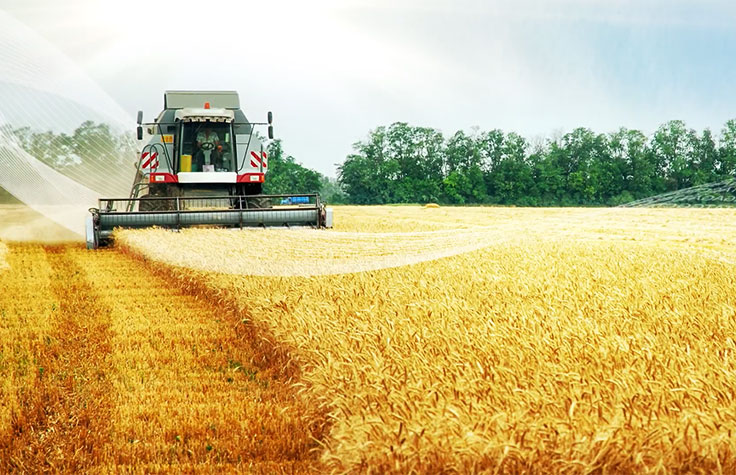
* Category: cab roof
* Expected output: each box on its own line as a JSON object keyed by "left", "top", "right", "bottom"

{"left": 164, "top": 91, "right": 240, "bottom": 109}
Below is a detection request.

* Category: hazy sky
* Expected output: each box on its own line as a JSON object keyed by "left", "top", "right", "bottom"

{"left": 2, "top": 0, "right": 736, "bottom": 176}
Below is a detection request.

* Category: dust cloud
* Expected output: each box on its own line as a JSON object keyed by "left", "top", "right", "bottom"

{"left": 0, "top": 10, "right": 136, "bottom": 241}
{"left": 0, "top": 204, "right": 81, "bottom": 243}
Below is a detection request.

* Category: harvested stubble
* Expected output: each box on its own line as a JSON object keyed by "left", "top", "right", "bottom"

{"left": 116, "top": 206, "right": 736, "bottom": 473}
{"left": 0, "top": 243, "right": 325, "bottom": 472}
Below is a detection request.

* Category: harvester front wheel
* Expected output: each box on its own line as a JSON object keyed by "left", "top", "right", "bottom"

{"left": 235, "top": 184, "right": 271, "bottom": 209}
{"left": 248, "top": 196, "right": 271, "bottom": 209}
{"left": 232, "top": 195, "right": 270, "bottom": 209}
{"left": 139, "top": 195, "right": 171, "bottom": 212}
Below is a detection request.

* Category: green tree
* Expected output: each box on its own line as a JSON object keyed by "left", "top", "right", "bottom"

{"left": 607, "top": 128, "right": 653, "bottom": 199}
{"left": 338, "top": 153, "right": 382, "bottom": 204}
{"left": 718, "top": 120, "right": 736, "bottom": 177}
{"left": 443, "top": 130, "right": 487, "bottom": 203}
{"left": 482, "top": 132, "right": 535, "bottom": 204}
{"left": 651, "top": 120, "right": 693, "bottom": 190}
{"left": 339, "top": 123, "right": 444, "bottom": 204}
{"left": 388, "top": 123, "right": 444, "bottom": 202}
{"left": 441, "top": 171, "right": 468, "bottom": 204}
{"left": 689, "top": 129, "right": 718, "bottom": 185}
{"left": 264, "top": 139, "right": 323, "bottom": 195}
{"left": 319, "top": 176, "right": 348, "bottom": 204}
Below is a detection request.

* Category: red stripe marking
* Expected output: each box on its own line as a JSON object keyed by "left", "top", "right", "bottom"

{"left": 142, "top": 152, "right": 158, "bottom": 169}
{"left": 250, "top": 160, "right": 259, "bottom": 167}
{"left": 250, "top": 151, "right": 262, "bottom": 164}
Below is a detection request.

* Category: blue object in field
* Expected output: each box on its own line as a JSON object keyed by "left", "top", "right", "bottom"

{"left": 280, "top": 196, "right": 311, "bottom": 205}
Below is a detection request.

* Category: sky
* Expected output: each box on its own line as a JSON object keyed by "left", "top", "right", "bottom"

{"left": 2, "top": 0, "right": 736, "bottom": 177}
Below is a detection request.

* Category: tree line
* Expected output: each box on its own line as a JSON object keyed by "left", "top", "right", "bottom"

{"left": 337, "top": 120, "right": 736, "bottom": 206}
{"left": 4, "top": 119, "right": 736, "bottom": 206}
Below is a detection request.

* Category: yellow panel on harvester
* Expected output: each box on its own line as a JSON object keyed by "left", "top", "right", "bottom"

{"left": 181, "top": 154, "right": 192, "bottom": 172}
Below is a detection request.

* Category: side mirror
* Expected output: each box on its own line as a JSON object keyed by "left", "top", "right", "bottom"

{"left": 268, "top": 125, "right": 274, "bottom": 140}
{"left": 136, "top": 126, "right": 143, "bottom": 140}
{"left": 137, "top": 110, "right": 143, "bottom": 125}
{"left": 267, "top": 111, "right": 273, "bottom": 124}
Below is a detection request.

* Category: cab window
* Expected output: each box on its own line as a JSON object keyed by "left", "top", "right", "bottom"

{"left": 179, "top": 122, "right": 235, "bottom": 172}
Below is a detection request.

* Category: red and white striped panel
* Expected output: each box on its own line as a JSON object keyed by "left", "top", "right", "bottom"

{"left": 141, "top": 151, "right": 159, "bottom": 170}
{"left": 250, "top": 151, "right": 268, "bottom": 170}
{"left": 250, "top": 151, "right": 261, "bottom": 168}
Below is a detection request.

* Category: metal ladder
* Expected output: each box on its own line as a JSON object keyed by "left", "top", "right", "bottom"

{"left": 126, "top": 145, "right": 156, "bottom": 211}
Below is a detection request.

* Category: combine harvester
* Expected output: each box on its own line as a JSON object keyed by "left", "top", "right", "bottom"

{"left": 86, "top": 90, "right": 332, "bottom": 249}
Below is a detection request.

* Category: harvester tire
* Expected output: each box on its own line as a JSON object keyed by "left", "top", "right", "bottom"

{"left": 139, "top": 195, "right": 170, "bottom": 211}
{"left": 231, "top": 195, "right": 270, "bottom": 209}
{"left": 248, "top": 196, "right": 271, "bottom": 209}
{"left": 234, "top": 184, "right": 271, "bottom": 209}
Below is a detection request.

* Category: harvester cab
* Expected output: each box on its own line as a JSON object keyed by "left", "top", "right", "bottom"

{"left": 86, "top": 90, "right": 333, "bottom": 249}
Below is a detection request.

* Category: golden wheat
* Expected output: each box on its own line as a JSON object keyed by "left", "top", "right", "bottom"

{"left": 0, "top": 241, "right": 8, "bottom": 270}
{"left": 0, "top": 243, "right": 324, "bottom": 472}
{"left": 0, "top": 244, "right": 56, "bottom": 438}
{"left": 115, "top": 206, "right": 736, "bottom": 472}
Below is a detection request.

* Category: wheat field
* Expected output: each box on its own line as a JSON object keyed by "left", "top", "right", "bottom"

{"left": 113, "top": 206, "right": 736, "bottom": 473}
{"left": 1, "top": 205, "right": 735, "bottom": 472}
{"left": 0, "top": 241, "right": 325, "bottom": 472}
{"left": 0, "top": 241, "right": 8, "bottom": 270}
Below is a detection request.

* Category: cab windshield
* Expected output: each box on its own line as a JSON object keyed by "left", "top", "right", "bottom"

{"left": 179, "top": 122, "right": 235, "bottom": 172}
